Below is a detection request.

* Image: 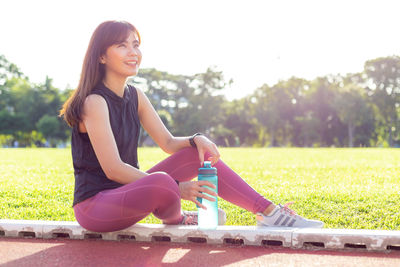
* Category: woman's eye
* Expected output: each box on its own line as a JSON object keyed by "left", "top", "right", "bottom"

{"left": 118, "top": 43, "right": 139, "bottom": 49}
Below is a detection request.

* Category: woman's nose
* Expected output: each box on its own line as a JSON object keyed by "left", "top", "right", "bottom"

{"left": 128, "top": 45, "right": 140, "bottom": 56}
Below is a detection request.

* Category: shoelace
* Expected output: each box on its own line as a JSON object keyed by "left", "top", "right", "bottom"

{"left": 281, "top": 202, "right": 297, "bottom": 216}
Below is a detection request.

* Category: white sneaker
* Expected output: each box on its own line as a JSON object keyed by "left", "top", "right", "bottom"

{"left": 182, "top": 208, "right": 227, "bottom": 225}
{"left": 256, "top": 203, "right": 323, "bottom": 228}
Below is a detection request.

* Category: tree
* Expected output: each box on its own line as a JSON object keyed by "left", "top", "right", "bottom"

{"left": 0, "top": 54, "right": 26, "bottom": 86}
{"left": 253, "top": 84, "right": 280, "bottom": 146}
{"left": 334, "top": 82, "right": 373, "bottom": 147}
{"left": 0, "top": 66, "right": 70, "bottom": 145}
{"left": 172, "top": 66, "right": 230, "bottom": 136}
{"left": 36, "top": 114, "right": 60, "bottom": 146}
{"left": 221, "top": 97, "right": 258, "bottom": 146}
{"left": 0, "top": 55, "right": 27, "bottom": 119}
{"left": 364, "top": 56, "right": 400, "bottom": 146}
{"left": 306, "top": 76, "right": 346, "bottom": 146}
{"left": 132, "top": 66, "right": 231, "bottom": 140}
{"left": 1, "top": 53, "right": 399, "bottom": 148}
{"left": 0, "top": 109, "right": 28, "bottom": 134}
{"left": 253, "top": 77, "right": 310, "bottom": 146}
{"left": 130, "top": 68, "right": 182, "bottom": 144}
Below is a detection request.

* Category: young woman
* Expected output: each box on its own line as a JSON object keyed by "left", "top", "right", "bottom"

{"left": 60, "top": 20, "right": 323, "bottom": 232}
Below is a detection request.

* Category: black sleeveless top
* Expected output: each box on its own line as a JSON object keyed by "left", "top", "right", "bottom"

{"left": 71, "top": 82, "right": 141, "bottom": 206}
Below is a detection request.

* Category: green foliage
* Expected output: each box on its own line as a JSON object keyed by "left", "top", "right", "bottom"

{"left": 254, "top": 78, "right": 309, "bottom": 146}
{"left": 0, "top": 109, "right": 28, "bottom": 134}
{"left": 132, "top": 66, "right": 231, "bottom": 139}
{"left": 1, "top": 147, "right": 400, "bottom": 230}
{"left": 364, "top": 56, "right": 400, "bottom": 146}
{"left": 0, "top": 54, "right": 26, "bottom": 86}
{"left": 36, "top": 115, "right": 60, "bottom": 139}
{"left": 221, "top": 98, "right": 258, "bottom": 146}
{"left": 0, "top": 134, "right": 13, "bottom": 147}
{"left": 0, "top": 56, "right": 70, "bottom": 146}
{"left": 1, "top": 53, "right": 400, "bottom": 147}
{"left": 14, "top": 131, "right": 45, "bottom": 147}
{"left": 334, "top": 80, "right": 375, "bottom": 147}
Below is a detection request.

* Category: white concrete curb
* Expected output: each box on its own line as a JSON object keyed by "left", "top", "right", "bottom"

{"left": 1, "top": 219, "right": 400, "bottom": 251}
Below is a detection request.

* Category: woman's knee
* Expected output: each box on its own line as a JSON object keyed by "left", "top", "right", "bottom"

{"left": 147, "top": 172, "right": 178, "bottom": 188}
{"left": 144, "top": 172, "right": 181, "bottom": 211}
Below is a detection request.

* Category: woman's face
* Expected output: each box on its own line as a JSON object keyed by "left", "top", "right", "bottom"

{"left": 100, "top": 31, "right": 142, "bottom": 78}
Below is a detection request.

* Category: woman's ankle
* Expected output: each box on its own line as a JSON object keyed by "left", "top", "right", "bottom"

{"left": 163, "top": 215, "right": 184, "bottom": 225}
{"left": 262, "top": 204, "right": 277, "bottom": 216}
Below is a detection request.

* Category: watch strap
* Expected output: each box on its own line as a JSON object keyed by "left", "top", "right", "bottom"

{"left": 189, "top": 133, "right": 203, "bottom": 148}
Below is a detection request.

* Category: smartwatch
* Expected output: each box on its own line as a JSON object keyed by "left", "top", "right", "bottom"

{"left": 189, "top": 133, "right": 203, "bottom": 148}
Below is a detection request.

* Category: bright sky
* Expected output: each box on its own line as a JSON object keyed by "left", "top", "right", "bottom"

{"left": 1, "top": 0, "right": 399, "bottom": 100}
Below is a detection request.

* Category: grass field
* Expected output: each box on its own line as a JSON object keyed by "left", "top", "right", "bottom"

{"left": 0, "top": 147, "right": 399, "bottom": 230}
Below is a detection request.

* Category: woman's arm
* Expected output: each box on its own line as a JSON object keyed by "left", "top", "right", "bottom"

{"left": 136, "top": 87, "right": 220, "bottom": 165}
{"left": 136, "top": 87, "right": 222, "bottom": 209}
{"left": 136, "top": 88, "right": 190, "bottom": 154}
{"left": 82, "top": 94, "right": 148, "bottom": 184}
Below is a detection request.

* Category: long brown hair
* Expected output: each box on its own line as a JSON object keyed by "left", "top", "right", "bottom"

{"left": 59, "top": 20, "right": 141, "bottom": 127}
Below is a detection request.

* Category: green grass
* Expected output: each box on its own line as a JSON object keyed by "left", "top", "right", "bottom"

{"left": 1, "top": 148, "right": 399, "bottom": 230}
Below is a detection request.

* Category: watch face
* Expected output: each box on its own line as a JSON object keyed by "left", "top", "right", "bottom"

{"left": 190, "top": 133, "right": 203, "bottom": 147}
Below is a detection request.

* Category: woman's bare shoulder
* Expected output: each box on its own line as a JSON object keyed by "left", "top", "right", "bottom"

{"left": 83, "top": 94, "right": 107, "bottom": 113}
{"left": 77, "top": 94, "right": 107, "bottom": 133}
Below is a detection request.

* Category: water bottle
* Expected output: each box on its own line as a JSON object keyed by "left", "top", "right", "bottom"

{"left": 197, "top": 161, "right": 218, "bottom": 229}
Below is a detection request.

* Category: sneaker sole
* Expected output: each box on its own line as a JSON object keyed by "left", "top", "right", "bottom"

{"left": 256, "top": 219, "right": 324, "bottom": 228}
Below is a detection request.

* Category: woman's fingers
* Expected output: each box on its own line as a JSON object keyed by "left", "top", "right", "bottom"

{"left": 208, "top": 157, "right": 218, "bottom": 166}
{"left": 208, "top": 144, "right": 220, "bottom": 165}
{"left": 195, "top": 136, "right": 221, "bottom": 166}
{"left": 196, "top": 181, "right": 218, "bottom": 198}
{"left": 188, "top": 180, "right": 218, "bottom": 207}
{"left": 197, "top": 180, "right": 217, "bottom": 190}
{"left": 194, "top": 199, "right": 207, "bottom": 210}
{"left": 196, "top": 191, "right": 217, "bottom": 202}
{"left": 184, "top": 177, "right": 219, "bottom": 209}
{"left": 197, "top": 186, "right": 218, "bottom": 197}
{"left": 198, "top": 148, "right": 205, "bottom": 166}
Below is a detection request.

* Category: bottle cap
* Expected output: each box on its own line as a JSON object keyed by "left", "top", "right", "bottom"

{"left": 203, "top": 161, "right": 212, "bottom": 168}
{"left": 199, "top": 161, "right": 217, "bottom": 175}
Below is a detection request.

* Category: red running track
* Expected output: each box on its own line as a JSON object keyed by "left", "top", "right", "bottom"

{"left": 1, "top": 237, "right": 400, "bottom": 267}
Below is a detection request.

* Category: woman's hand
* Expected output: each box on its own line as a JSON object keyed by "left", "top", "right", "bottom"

{"left": 179, "top": 180, "right": 218, "bottom": 210}
{"left": 194, "top": 135, "right": 220, "bottom": 166}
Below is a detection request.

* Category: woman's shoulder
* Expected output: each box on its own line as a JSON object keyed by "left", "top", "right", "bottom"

{"left": 82, "top": 94, "right": 108, "bottom": 115}
{"left": 85, "top": 93, "right": 106, "bottom": 103}
{"left": 86, "top": 82, "right": 110, "bottom": 103}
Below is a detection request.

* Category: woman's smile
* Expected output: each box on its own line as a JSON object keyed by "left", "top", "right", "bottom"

{"left": 125, "top": 60, "right": 138, "bottom": 68}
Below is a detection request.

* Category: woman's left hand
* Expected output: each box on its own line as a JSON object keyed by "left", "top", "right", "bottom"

{"left": 193, "top": 135, "right": 220, "bottom": 166}
{"left": 179, "top": 180, "right": 218, "bottom": 210}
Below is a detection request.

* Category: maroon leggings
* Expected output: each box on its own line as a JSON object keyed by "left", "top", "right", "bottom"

{"left": 73, "top": 147, "right": 272, "bottom": 232}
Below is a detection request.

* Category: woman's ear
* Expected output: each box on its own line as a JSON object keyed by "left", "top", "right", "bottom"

{"left": 99, "top": 56, "right": 106, "bottom": 64}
